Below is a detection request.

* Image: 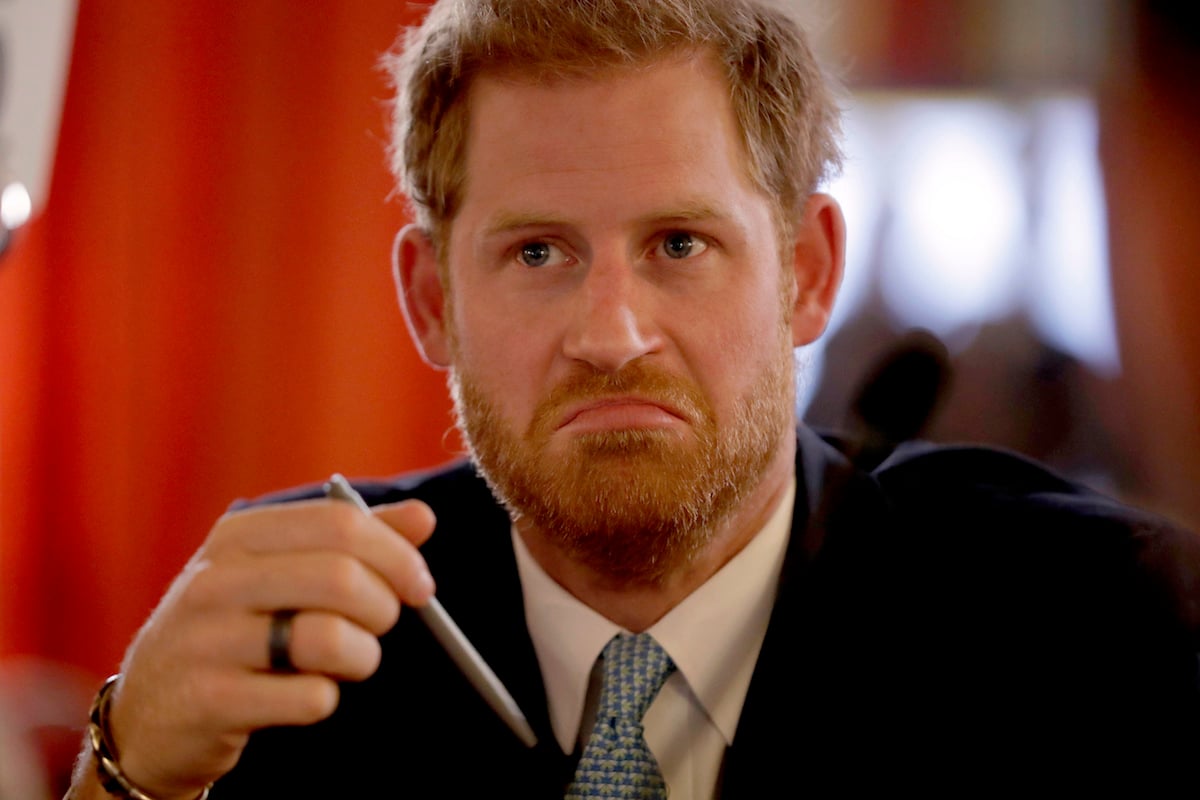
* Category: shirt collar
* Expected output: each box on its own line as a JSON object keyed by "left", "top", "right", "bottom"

{"left": 513, "top": 478, "right": 795, "bottom": 753}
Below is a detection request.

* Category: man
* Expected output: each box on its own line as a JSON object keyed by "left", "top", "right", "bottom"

{"left": 69, "top": 1, "right": 1199, "bottom": 798}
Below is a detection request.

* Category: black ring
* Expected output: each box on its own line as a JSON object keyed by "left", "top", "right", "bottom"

{"left": 268, "top": 609, "right": 299, "bottom": 672}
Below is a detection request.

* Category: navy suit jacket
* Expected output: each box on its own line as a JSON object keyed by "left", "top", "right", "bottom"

{"left": 214, "top": 427, "right": 1200, "bottom": 795}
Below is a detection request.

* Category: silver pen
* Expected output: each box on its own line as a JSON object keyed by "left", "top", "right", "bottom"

{"left": 323, "top": 472, "right": 538, "bottom": 748}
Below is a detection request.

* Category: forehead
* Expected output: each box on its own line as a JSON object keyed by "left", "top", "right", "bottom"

{"left": 453, "top": 54, "right": 762, "bottom": 225}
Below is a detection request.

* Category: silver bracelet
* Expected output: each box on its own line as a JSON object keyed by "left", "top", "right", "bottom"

{"left": 88, "top": 674, "right": 213, "bottom": 800}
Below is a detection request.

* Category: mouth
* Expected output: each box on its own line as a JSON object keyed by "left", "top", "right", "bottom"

{"left": 555, "top": 396, "right": 688, "bottom": 433}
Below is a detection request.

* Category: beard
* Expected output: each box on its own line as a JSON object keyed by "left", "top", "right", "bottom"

{"left": 449, "top": 336, "right": 797, "bottom": 585}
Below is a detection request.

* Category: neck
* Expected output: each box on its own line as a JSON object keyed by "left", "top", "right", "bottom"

{"left": 517, "top": 435, "right": 796, "bottom": 632}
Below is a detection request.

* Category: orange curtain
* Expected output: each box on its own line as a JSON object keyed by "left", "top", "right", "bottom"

{"left": 0, "top": 1, "right": 452, "bottom": 682}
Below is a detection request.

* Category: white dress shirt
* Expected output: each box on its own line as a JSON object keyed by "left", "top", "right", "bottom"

{"left": 512, "top": 479, "right": 795, "bottom": 800}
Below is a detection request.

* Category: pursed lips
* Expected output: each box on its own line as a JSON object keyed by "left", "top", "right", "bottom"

{"left": 554, "top": 395, "right": 689, "bottom": 431}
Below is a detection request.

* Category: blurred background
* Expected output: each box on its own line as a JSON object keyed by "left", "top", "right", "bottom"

{"left": 1, "top": 1, "right": 1197, "bottom": 795}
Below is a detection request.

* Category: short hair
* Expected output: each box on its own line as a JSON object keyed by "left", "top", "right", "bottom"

{"left": 382, "top": 0, "right": 843, "bottom": 248}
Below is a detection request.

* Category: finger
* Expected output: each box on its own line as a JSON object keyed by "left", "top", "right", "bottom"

{"left": 207, "top": 501, "right": 436, "bottom": 605}
{"left": 169, "top": 609, "right": 382, "bottom": 683}
{"left": 186, "top": 669, "right": 343, "bottom": 733}
{"left": 372, "top": 499, "right": 437, "bottom": 547}
{"left": 276, "top": 611, "right": 383, "bottom": 681}
{"left": 187, "top": 552, "right": 401, "bottom": 635}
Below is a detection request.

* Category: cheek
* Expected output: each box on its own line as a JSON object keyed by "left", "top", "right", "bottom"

{"left": 706, "top": 271, "right": 790, "bottom": 348}
{"left": 451, "top": 295, "right": 558, "bottom": 419}
{"left": 674, "top": 283, "right": 791, "bottom": 405}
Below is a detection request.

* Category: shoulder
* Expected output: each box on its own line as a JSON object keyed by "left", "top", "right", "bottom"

{"left": 867, "top": 439, "right": 1200, "bottom": 638}
{"left": 871, "top": 439, "right": 1181, "bottom": 543}
{"left": 229, "top": 459, "right": 502, "bottom": 518}
{"left": 802, "top": 429, "right": 1164, "bottom": 539}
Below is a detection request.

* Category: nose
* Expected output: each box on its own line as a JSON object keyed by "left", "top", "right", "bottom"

{"left": 561, "top": 253, "right": 660, "bottom": 373}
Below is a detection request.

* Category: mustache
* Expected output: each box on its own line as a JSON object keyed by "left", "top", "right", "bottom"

{"left": 528, "top": 363, "right": 712, "bottom": 436}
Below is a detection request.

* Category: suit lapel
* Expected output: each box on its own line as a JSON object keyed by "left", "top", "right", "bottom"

{"left": 720, "top": 428, "right": 896, "bottom": 793}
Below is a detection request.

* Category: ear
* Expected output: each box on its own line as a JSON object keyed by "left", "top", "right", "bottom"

{"left": 788, "top": 193, "right": 846, "bottom": 347}
{"left": 393, "top": 224, "right": 452, "bottom": 367}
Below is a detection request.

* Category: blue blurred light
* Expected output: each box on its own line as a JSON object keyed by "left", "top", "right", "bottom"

{"left": 882, "top": 100, "right": 1027, "bottom": 345}
{"left": 1027, "top": 98, "right": 1120, "bottom": 376}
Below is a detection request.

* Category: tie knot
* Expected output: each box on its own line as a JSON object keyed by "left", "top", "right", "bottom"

{"left": 597, "top": 633, "right": 676, "bottom": 726}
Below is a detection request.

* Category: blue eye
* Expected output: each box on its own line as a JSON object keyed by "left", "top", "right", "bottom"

{"left": 518, "top": 241, "right": 567, "bottom": 268}
{"left": 521, "top": 243, "right": 550, "bottom": 266}
{"left": 660, "top": 232, "right": 707, "bottom": 260}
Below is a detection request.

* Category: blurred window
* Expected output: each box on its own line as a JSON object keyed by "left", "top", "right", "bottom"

{"left": 822, "top": 93, "right": 1118, "bottom": 376}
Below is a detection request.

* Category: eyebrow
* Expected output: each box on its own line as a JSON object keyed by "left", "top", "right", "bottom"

{"left": 481, "top": 200, "right": 733, "bottom": 239}
{"left": 635, "top": 200, "right": 729, "bottom": 227}
{"left": 482, "top": 212, "right": 570, "bottom": 239}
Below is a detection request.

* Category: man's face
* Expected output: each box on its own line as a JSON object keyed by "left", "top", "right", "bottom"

{"left": 427, "top": 55, "right": 829, "bottom": 584}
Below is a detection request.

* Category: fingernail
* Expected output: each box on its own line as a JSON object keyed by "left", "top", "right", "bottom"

{"left": 417, "top": 567, "right": 436, "bottom": 600}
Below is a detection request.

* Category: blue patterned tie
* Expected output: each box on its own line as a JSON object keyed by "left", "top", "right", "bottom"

{"left": 566, "top": 633, "right": 677, "bottom": 799}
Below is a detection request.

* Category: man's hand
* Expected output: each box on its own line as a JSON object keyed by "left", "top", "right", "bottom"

{"left": 69, "top": 497, "right": 437, "bottom": 800}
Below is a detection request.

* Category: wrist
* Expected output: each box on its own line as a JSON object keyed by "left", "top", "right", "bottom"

{"left": 86, "top": 675, "right": 212, "bottom": 800}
